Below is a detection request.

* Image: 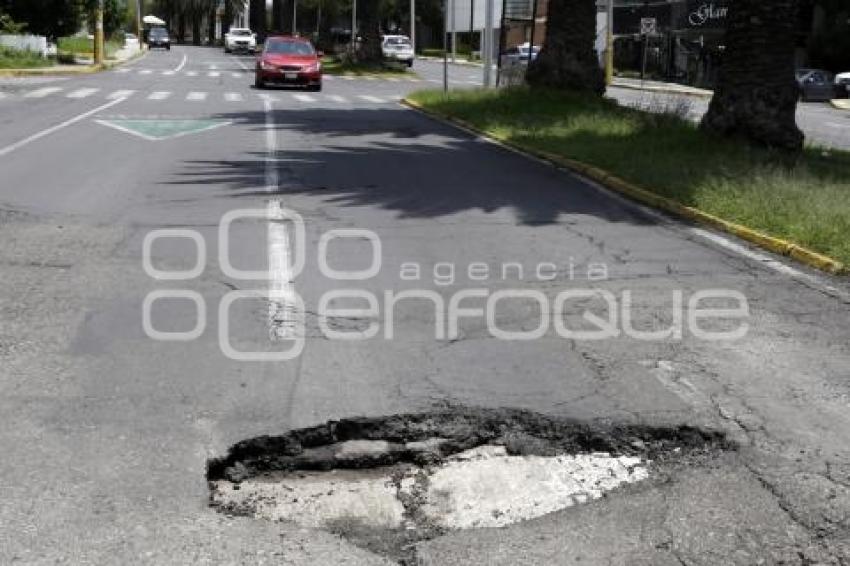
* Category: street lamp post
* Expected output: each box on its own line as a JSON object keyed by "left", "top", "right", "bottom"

{"left": 410, "top": 0, "right": 416, "bottom": 53}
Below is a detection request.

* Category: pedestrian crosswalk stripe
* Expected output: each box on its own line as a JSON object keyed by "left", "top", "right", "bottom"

{"left": 163, "top": 70, "right": 176, "bottom": 76}
{"left": 67, "top": 88, "right": 99, "bottom": 98}
{"left": 186, "top": 71, "right": 198, "bottom": 77}
{"left": 209, "top": 71, "right": 220, "bottom": 77}
{"left": 293, "top": 94, "right": 316, "bottom": 103}
{"left": 186, "top": 91, "right": 207, "bottom": 101}
{"left": 25, "top": 87, "right": 63, "bottom": 98}
{"left": 209, "top": 64, "right": 218, "bottom": 70}
{"left": 148, "top": 91, "right": 171, "bottom": 100}
{"left": 231, "top": 73, "right": 242, "bottom": 78}
{"left": 224, "top": 92, "right": 243, "bottom": 102}
{"left": 107, "top": 89, "right": 135, "bottom": 99}
{"left": 327, "top": 95, "right": 346, "bottom": 103}
{"left": 140, "top": 69, "right": 153, "bottom": 75}
{"left": 358, "top": 95, "right": 384, "bottom": 103}
{"left": 115, "top": 68, "right": 130, "bottom": 73}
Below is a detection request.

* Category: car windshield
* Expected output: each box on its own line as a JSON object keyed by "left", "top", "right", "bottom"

{"left": 231, "top": 30, "right": 252, "bottom": 36}
{"left": 150, "top": 28, "right": 168, "bottom": 37}
{"left": 265, "top": 40, "right": 315, "bottom": 55}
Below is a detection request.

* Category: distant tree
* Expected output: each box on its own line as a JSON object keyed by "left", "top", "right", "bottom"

{"left": 0, "top": 11, "right": 27, "bottom": 34}
{"left": 0, "top": 0, "right": 86, "bottom": 40}
{"left": 526, "top": 0, "right": 604, "bottom": 94}
{"left": 700, "top": 0, "right": 804, "bottom": 152}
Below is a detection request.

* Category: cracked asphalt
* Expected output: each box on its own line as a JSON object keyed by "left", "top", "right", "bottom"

{"left": 0, "top": 46, "right": 849, "bottom": 564}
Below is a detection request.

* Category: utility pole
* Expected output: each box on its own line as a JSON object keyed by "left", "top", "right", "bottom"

{"left": 94, "top": 0, "right": 105, "bottom": 65}
{"left": 136, "top": 0, "right": 143, "bottom": 49}
{"left": 410, "top": 0, "right": 416, "bottom": 53}
{"left": 482, "top": 0, "right": 493, "bottom": 87}
{"left": 605, "top": 0, "right": 614, "bottom": 85}
{"left": 443, "top": 0, "right": 448, "bottom": 92}
{"left": 450, "top": 0, "right": 456, "bottom": 62}
{"left": 351, "top": 0, "right": 357, "bottom": 52}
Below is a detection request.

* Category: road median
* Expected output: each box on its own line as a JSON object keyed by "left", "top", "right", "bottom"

{"left": 403, "top": 88, "right": 848, "bottom": 275}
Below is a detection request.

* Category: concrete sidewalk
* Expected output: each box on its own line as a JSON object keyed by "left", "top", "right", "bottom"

{"left": 612, "top": 76, "right": 713, "bottom": 98}
{"left": 0, "top": 45, "right": 143, "bottom": 77}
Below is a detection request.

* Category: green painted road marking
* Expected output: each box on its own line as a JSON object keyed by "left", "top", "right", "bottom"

{"left": 94, "top": 118, "right": 231, "bottom": 141}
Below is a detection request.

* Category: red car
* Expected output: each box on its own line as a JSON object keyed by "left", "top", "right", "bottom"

{"left": 255, "top": 35, "right": 322, "bottom": 91}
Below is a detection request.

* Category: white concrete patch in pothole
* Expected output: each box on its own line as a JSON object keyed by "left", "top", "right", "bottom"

{"left": 210, "top": 444, "right": 649, "bottom": 530}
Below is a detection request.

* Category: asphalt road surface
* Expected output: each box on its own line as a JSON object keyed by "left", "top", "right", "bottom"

{"left": 1, "top": 46, "right": 849, "bottom": 564}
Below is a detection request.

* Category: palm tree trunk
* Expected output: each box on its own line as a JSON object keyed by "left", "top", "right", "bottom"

{"left": 223, "top": 1, "right": 233, "bottom": 35}
{"left": 250, "top": 0, "right": 266, "bottom": 39}
{"left": 700, "top": 0, "right": 803, "bottom": 152}
{"left": 526, "top": 0, "right": 604, "bottom": 94}
{"left": 357, "top": 0, "right": 382, "bottom": 62}
{"left": 208, "top": 6, "right": 217, "bottom": 45}
{"left": 272, "top": 0, "right": 284, "bottom": 32}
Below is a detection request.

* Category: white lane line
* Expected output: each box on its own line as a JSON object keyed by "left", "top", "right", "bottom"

{"left": 208, "top": 71, "right": 220, "bottom": 78}
{"left": 66, "top": 88, "right": 99, "bottom": 99}
{"left": 209, "top": 64, "right": 218, "bottom": 70}
{"left": 224, "top": 92, "right": 243, "bottom": 102}
{"left": 262, "top": 97, "right": 300, "bottom": 340}
{"left": 148, "top": 91, "right": 171, "bottom": 100}
{"left": 327, "top": 95, "right": 346, "bottom": 103}
{"left": 25, "top": 87, "right": 63, "bottom": 98}
{"left": 231, "top": 73, "right": 242, "bottom": 78}
{"left": 107, "top": 89, "right": 136, "bottom": 99}
{"left": 186, "top": 91, "right": 207, "bottom": 101}
{"left": 0, "top": 96, "right": 126, "bottom": 158}
{"left": 358, "top": 95, "right": 385, "bottom": 103}
{"left": 186, "top": 71, "right": 198, "bottom": 77}
{"left": 293, "top": 93, "right": 316, "bottom": 103}
{"left": 174, "top": 53, "right": 188, "bottom": 72}
{"left": 139, "top": 69, "right": 153, "bottom": 75}
{"left": 115, "top": 68, "right": 130, "bottom": 73}
{"left": 162, "top": 70, "right": 176, "bottom": 76}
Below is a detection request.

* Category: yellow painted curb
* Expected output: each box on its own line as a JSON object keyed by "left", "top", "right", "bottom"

{"left": 401, "top": 97, "right": 846, "bottom": 276}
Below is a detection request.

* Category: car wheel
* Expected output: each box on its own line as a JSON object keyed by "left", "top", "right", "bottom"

{"left": 407, "top": 60, "right": 413, "bottom": 68}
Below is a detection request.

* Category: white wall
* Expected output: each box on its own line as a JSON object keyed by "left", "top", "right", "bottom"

{"left": 0, "top": 34, "right": 49, "bottom": 57}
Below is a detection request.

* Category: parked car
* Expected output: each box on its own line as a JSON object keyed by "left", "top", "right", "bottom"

{"left": 224, "top": 28, "right": 256, "bottom": 54}
{"left": 381, "top": 35, "right": 414, "bottom": 67}
{"left": 255, "top": 35, "right": 323, "bottom": 91}
{"left": 147, "top": 27, "right": 171, "bottom": 50}
{"left": 795, "top": 68, "right": 835, "bottom": 102}
{"left": 500, "top": 43, "right": 540, "bottom": 68}
{"left": 835, "top": 72, "right": 850, "bottom": 99}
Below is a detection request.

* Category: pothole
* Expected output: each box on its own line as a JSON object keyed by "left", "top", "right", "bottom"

{"left": 207, "top": 407, "right": 730, "bottom": 563}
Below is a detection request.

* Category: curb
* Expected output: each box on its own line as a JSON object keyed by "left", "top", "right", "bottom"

{"left": 830, "top": 99, "right": 850, "bottom": 110}
{"left": 416, "top": 55, "right": 483, "bottom": 67}
{"left": 0, "top": 49, "right": 145, "bottom": 77}
{"left": 401, "top": 97, "right": 846, "bottom": 276}
{"left": 610, "top": 81, "right": 713, "bottom": 99}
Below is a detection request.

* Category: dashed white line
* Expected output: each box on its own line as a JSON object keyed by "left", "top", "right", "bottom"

{"left": 327, "top": 95, "right": 346, "bottom": 103}
{"left": 186, "top": 91, "right": 207, "bottom": 101}
{"left": 162, "top": 70, "right": 176, "bottom": 76}
{"left": 224, "top": 92, "right": 243, "bottom": 102}
{"left": 115, "top": 68, "right": 130, "bottom": 73}
{"left": 231, "top": 73, "right": 242, "bottom": 78}
{"left": 107, "top": 89, "right": 135, "bottom": 99}
{"left": 148, "top": 91, "right": 171, "bottom": 100}
{"left": 186, "top": 71, "right": 198, "bottom": 77}
{"left": 293, "top": 93, "right": 316, "bottom": 103}
{"left": 25, "top": 87, "right": 62, "bottom": 98}
{"left": 66, "top": 88, "right": 99, "bottom": 99}
{"left": 208, "top": 71, "right": 220, "bottom": 78}
{"left": 140, "top": 69, "right": 153, "bottom": 75}
{"left": 358, "top": 95, "right": 385, "bottom": 103}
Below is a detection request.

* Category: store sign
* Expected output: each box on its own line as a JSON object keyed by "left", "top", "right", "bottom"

{"left": 688, "top": 2, "right": 729, "bottom": 27}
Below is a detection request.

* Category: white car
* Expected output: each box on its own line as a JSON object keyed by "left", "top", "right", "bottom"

{"left": 836, "top": 72, "right": 850, "bottom": 98}
{"left": 225, "top": 28, "right": 256, "bottom": 54}
{"left": 381, "top": 35, "right": 414, "bottom": 67}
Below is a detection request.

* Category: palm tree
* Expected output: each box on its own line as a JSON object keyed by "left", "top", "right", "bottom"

{"left": 526, "top": 0, "right": 604, "bottom": 94}
{"left": 356, "top": 0, "right": 383, "bottom": 62}
{"left": 700, "top": 0, "right": 804, "bottom": 152}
